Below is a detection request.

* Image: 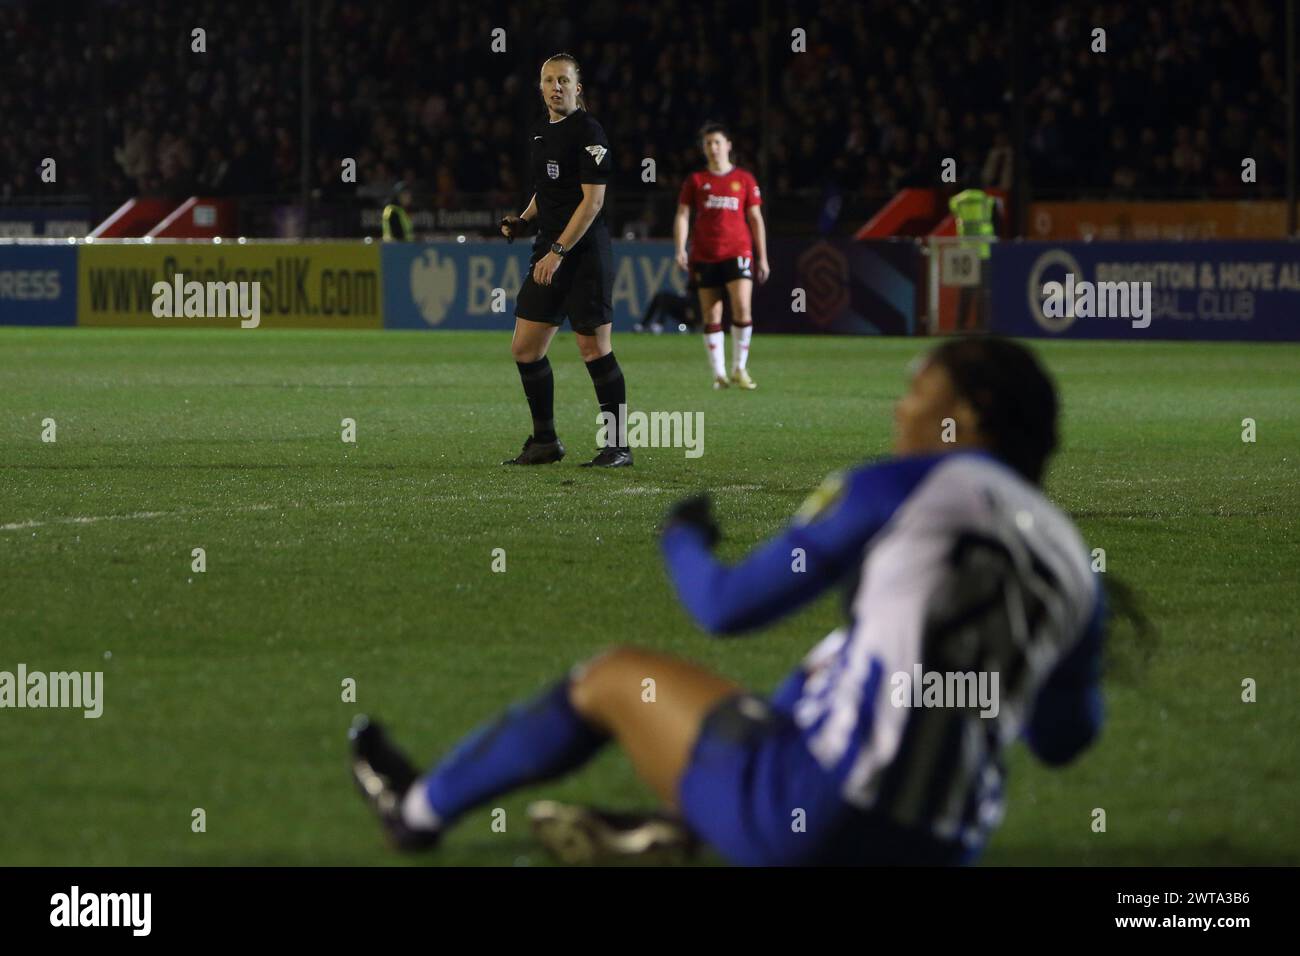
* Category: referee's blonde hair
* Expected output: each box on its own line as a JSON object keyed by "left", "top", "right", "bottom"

{"left": 541, "top": 52, "right": 586, "bottom": 111}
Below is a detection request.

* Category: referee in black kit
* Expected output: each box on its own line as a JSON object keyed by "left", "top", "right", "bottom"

{"left": 499, "top": 53, "right": 631, "bottom": 468}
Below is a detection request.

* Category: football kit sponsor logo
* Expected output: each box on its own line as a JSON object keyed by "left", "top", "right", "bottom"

{"left": 585, "top": 144, "right": 607, "bottom": 165}
{"left": 704, "top": 195, "right": 740, "bottom": 211}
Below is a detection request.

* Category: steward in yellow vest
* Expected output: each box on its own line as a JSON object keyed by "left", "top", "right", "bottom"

{"left": 949, "top": 188, "right": 996, "bottom": 259}
{"left": 382, "top": 182, "right": 415, "bottom": 241}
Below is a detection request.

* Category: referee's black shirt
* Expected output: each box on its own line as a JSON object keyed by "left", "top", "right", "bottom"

{"left": 530, "top": 108, "right": 612, "bottom": 251}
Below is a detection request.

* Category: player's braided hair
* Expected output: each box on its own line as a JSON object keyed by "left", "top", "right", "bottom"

{"left": 542, "top": 52, "right": 585, "bottom": 110}
{"left": 927, "top": 335, "right": 1058, "bottom": 486}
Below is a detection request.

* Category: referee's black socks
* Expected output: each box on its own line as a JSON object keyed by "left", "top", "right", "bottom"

{"left": 584, "top": 351, "right": 627, "bottom": 448}
{"left": 516, "top": 357, "right": 557, "bottom": 443}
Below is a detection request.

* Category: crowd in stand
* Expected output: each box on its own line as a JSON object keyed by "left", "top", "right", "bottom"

{"left": 0, "top": 0, "right": 1285, "bottom": 228}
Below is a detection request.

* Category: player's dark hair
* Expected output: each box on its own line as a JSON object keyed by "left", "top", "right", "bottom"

{"left": 542, "top": 53, "right": 585, "bottom": 111}
{"left": 927, "top": 336, "right": 1058, "bottom": 486}
{"left": 698, "top": 121, "right": 731, "bottom": 146}
{"left": 929, "top": 336, "right": 1157, "bottom": 681}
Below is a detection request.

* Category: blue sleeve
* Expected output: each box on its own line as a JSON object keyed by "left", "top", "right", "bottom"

{"left": 1023, "top": 578, "right": 1106, "bottom": 766}
{"left": 660, "top": 455, "right": 943, "bottom": 636}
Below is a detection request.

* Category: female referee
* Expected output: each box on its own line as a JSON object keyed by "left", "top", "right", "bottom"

{"left": 498, "top": 53, "right": 631, "bottom": 468}
{"left": 674, "top": 123, "right": 769, "bottom": 390}
{"left": 352, "top": 337, "right": 1110, "bottom": 866}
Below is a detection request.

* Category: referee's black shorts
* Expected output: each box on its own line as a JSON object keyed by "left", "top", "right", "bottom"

{"left": 516, "top": 234, "right": 613, "bottom": 334}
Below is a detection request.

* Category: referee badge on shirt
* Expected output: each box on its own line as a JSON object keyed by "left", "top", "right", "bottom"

{"left": 546, "top": 161, "right": 559, "bottom": 179}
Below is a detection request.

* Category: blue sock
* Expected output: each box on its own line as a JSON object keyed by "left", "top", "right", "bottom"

{"left": 421, "top": 681, "right": 608, "bottom": 824}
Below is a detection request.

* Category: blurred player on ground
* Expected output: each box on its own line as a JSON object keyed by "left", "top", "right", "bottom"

{"left": 674, "top": 123, "right": 769, "bottom": 390}
{"left": 350, "top": 337, "right": 1111, "bottom": 866}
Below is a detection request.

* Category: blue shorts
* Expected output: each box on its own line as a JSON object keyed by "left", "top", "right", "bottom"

{"left": 678, "top": 687, "right": 969, "bottom": 866}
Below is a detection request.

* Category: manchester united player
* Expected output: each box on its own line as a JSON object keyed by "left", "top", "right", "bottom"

{"left": 674, "top": 123, "right": 769, "bottom": 390}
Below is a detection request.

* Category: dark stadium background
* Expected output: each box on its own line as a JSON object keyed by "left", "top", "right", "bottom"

{"left": 2, "top": 0, "right": 1289, "bottom": 239}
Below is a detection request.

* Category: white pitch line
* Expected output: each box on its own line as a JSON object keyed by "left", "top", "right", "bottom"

{"left": 1, "top": 483, "right": 774, "bottom": 532}
{"left": 0, "top": 504, "right": 278, "bottom": 532}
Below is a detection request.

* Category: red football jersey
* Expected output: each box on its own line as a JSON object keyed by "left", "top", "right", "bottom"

{"left": 678, "top": 166, "right": 761, "bottom": 263}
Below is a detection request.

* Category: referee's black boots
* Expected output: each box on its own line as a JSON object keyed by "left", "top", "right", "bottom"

{"left": 503, "top": 434, "right": 566, "bottom": 465}
{"left": 580, "top": 446, "right": 633, "bottom": 468}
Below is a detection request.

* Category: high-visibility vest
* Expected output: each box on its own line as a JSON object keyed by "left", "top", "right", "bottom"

{"left": 949, "top": 189, "right": 995, "bottom": 259}
{"left": 382, "top": 204, "right": 414, "bottom": 241}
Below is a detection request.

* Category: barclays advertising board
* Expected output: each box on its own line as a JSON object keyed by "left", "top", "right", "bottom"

{"left": 383, "top": 241, "right": 686, "bottom": 331}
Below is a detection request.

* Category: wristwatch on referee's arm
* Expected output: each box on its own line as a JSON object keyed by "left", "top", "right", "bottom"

{"left": 550, "top": 241, "right": 566, "bottom": 258}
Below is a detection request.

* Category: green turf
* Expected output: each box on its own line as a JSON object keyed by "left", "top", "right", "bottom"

{"left": 0, "top": 327, "right": 1296, "bottom": 866}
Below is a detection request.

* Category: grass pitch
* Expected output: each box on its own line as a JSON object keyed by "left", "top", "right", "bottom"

{"left": 1, "top": 327, "right": 1297, "bottom": 866}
